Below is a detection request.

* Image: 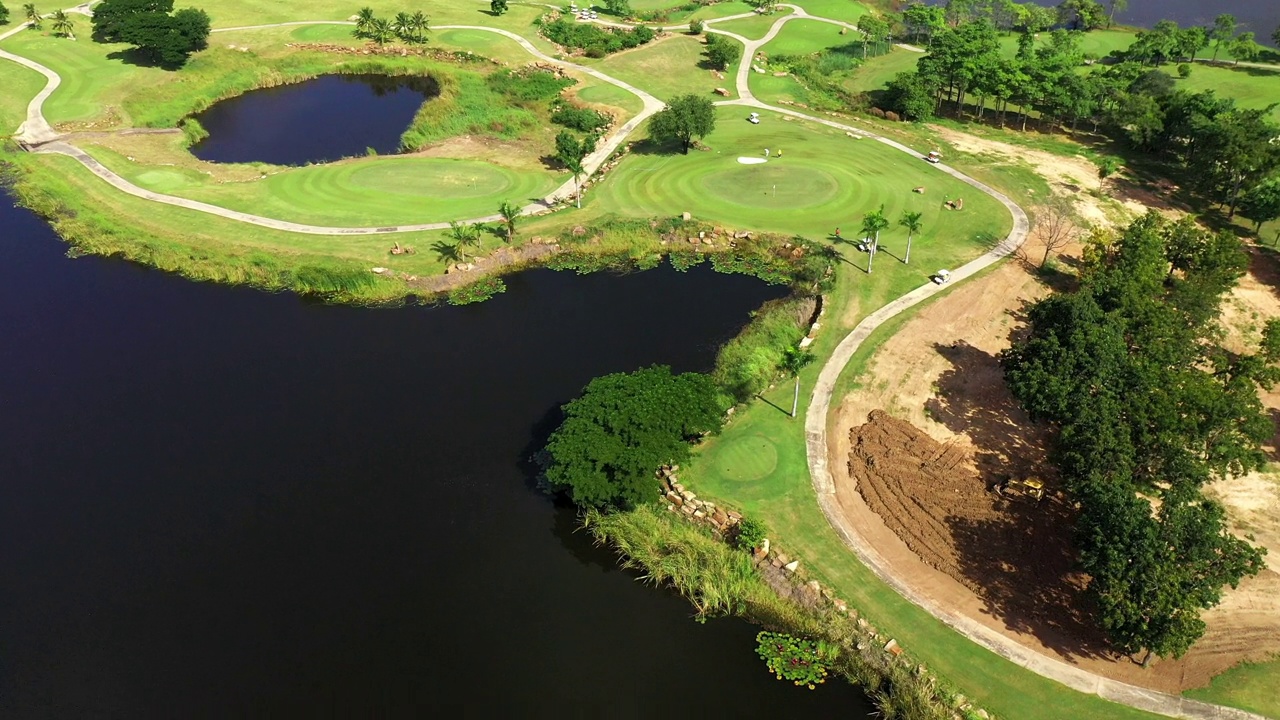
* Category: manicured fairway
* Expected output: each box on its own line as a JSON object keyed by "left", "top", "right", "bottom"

{"left": 1186, "top": 658, "right": 1280, "bottom": 719}
{"left": 88, "top": 147, "right": 563, "bottom": 226}
{"left": 760, "top": 18, "right": 859, "bottom": 56}
{"left": 0, "top": 60, "right": 44, "bottom": 132}
{"left": 574, "top": 80, "right": 646, "bottom": 115}
{"left": 631, "top": 0, "right": 755, "bottom": 23}
{"left": 712, "top": 10, "right": 794, "bottom": 41}
{"left": 593, "top": 35, "right": 738, "bottom": 101}
{"left": 593, "top": 106, "right": 1005, "bottom": 243}
{"left": 791, "top": 0, "right": 869, "bottom": 25}
{"left": 1176, "top": 63, "right": 1280, "bottom": 121}
{"left": 0, "top": 31, "right": 169, "bottom": 125}
{"left": 844, "top": 48, "right": 921, "bottom": 93}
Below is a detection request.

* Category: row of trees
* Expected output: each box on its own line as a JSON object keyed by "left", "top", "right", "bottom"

{"left": 1001, "top": 212, "right": 1272, "bottom": 664}
{"left": 352, "top": 7, "right": 429, "bottom": 45}
{"left": 882, "top": 21, "right": 1280, "bottom": 224}
{"left": 855, "top": 206, "right": 924, "bottom": 272}
{"left": 91, "top": 0, "right": 210, "bottom": 67}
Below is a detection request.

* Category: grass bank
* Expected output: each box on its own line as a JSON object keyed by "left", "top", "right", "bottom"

{"left": 585, "top": 504, "right": 986, "bottom": 720}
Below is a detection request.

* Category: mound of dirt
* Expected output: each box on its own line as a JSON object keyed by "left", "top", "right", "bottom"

{"left": 849, "top": 410, "right": 1103, "bottom": 653}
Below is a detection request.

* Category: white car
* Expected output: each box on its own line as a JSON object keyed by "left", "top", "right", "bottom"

{"left": 925, "top": 151, "right": 942, "bottom": 164}
{"left": 747, "top": 112, "right": 760, "bottom": 124}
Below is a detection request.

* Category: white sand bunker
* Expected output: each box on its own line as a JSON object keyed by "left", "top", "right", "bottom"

{"left": 737, "top": 157, "right": 767, "bottom": 165}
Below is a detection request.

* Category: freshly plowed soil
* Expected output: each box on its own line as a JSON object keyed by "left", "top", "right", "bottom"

{"left": 849, "top": 411, "right": 1106, "bottom": 655}
{"left": 830, "top": 224, "right": 1280, "bottom": 692}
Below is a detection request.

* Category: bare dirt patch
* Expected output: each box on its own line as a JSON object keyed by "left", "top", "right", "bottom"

{"left": 829, "top": 216, "right": 1280, "bottom": 691}
{"left": 848, "top": 410, "right": 1104, "bottom": 656}
{"left": 931, "top": 126, "right": 1149, "bottom": 228}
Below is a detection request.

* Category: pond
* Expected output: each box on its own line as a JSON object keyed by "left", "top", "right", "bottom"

{"left": 189, "top": 74, "right": 439, "bottom": 166}
{"left": 0, "top": 193, "right": 875, "bottom": 717}
{"left": 923, "top": 0, "right": 1278, "bottom": 46}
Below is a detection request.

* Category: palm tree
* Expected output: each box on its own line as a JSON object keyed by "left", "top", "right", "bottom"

{"left": 353, "top": 7, "right": 376, "bottom": 38}
{"left": 51, "top": 9, "right": 73, "bottom": 39}
{"left": 449, "top": 221, "right": 482, "bottom": 259}
{"left": 860, "top": 204, "right": 889, "bottom": 273}
{"left": 23, "top": 3, "right": 41, "bottom": 30}
{"left": 368, "top": 17, "right": 393, "bottom": 45}
{"left": 498, "top": 201, "right": 520, "bottom": 243}
{"left": 409, "top": 11, "right": 429, "bottom": 43}
{"left": 898, "top": 210, "right": 923, "bottom": 265}
{"left": 432, "top": 239, "right": 462, "bottom": 264}
{"left": 781, "top": 344, "right": 815, "bottom": 418}
{"left": 564, "top": 155, "right": 585, "bottom": 208}
{"left": 391, "top": 12, "right": 413, "bottom": 42}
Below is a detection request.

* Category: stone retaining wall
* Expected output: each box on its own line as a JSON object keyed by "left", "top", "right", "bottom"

{"left": 656, "top": 465, "right": 994, "bottom": 720}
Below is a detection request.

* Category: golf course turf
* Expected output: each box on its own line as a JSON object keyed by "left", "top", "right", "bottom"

{"left": 1, "top": 1, "right": 1273, "bottom": 717}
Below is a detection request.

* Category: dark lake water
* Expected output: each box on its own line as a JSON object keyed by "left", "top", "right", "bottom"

{"left": 925, "top": 0, "right": 1279, "bottom": 46}
{"left": 0, "top": 194, "right": 875, "bottom": 717}
{"left": 189, "top": 74, "right": 437, "bottom": 166}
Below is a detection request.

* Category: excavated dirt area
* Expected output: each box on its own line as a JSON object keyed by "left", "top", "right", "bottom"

{"left": 829, "top": 229, "right": 1280, "bottom": 691}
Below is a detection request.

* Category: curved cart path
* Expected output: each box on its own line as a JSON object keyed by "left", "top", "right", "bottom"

{"left": 0, "top": 14, "right": 1267, "bottom": 717}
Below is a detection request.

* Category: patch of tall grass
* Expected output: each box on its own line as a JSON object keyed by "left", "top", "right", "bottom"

{"left": 399, "top": 70, "right": 540, "bottom": 150}
{"left": 585, "top": 505, "right": 984, "bottom": 720}
{"left": 712, "top": 296, "right": 811, "bottom": 402}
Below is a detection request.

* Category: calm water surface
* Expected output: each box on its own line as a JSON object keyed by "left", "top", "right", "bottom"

{"left": 190, "top": 74, "right": 438, "bottom": 165}
{"left": 925, "top": 0, "right": 1279, "bottom": 45}
{"left": 0, "top": 194, "right": 875, "bottom": 717}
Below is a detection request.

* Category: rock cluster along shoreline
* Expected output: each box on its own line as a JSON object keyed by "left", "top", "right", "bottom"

{"left": 655, "top": 465, "right": 993, "bottom": 720}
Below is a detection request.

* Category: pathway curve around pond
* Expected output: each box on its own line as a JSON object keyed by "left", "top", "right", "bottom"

{"left": 0, "top": 15, "right": 1265, "bottom": 717}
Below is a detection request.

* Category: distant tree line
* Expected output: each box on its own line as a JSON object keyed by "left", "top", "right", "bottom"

{"left": 881, "top": 16, "right": 1280, "bottom": 225}
{"left": 1002, "top": 212, "right": 1273, "bottom": 665}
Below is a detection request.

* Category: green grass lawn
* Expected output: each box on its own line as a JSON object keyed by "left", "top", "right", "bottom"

{"left": 572, "top": 76, "right": 647, "bottom": 115}
{"left": 760, "top": 18, "right": 858, "bottom": 56}
{"left": 747, "top": 71, "right": 810, "bottom": 105}
{"left": 711, "top": 9, "right": 793, "bottom": 40}
{"left": 791, "top": 0, "right": 869, "bottom": 25}
{"left": 680, "top": 265, "right": 1165, "bottom": 720}
{"left": 1185, "top": 658, "right": 1280, "bottom": 719}
{"left": 1175, "top": 63, "right": 1280, "bottom": 121}
{"left": 629, "top": 0, "right": 756, "bottom": 24}
{"left": 844, "top": 47, "right": 920, "bottom": 94}
{"left": 0, "top": 58, "right": 44, "bottom": 132}
{"left": 0, "top": 30, "right": 170, "bottom": 125}
{"left": 85, "top": 145, "right": 564, "bottom": 226}
{"left": 589, "top": 106, "right": 1006, "bottom": 241}
{"left": 592, "top": 34, "right": 737, "bottom": 101}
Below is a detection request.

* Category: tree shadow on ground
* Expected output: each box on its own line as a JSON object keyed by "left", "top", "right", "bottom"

{"left": 923, "top": 339, "right": 1117, "bottom": 661}
{"left": 106, "top": 47, "right": 184, "bottom": 71}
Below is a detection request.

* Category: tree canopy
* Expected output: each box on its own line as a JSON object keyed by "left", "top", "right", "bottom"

{"left": 91, "top": 0, "right": 210, "bottom": 67}
{"left": 648, "top": 94, "right": 716, "bottom": 154}
{"left": 0, "top": 2, "right": 9, "bottom": 25}
{"left": 540, "top": 366, "right": 727, "bottom": 510}
{"left": 1001, "top": 212, "right": 1270, "bottom": 663}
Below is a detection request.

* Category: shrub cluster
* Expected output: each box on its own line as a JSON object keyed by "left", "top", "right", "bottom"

{"left": 539, "top": 15, "right": 655, "bottom": 57}
{"left": 551, "top": 104, "right": 610, "bottom": 132}
{"left": 712, "top": 296, "right": 811, "bottom": 402}
{"left": 484, "top": 67, "right": 572, "bottom": 102}
{"left": 447, "top": 276, "right": 507, "bottom": 305}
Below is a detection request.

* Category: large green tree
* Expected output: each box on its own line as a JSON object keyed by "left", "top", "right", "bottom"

{"left": 0, "top": 2, "right": 10, "bottom": 25}
{"left": 1239, "top": 177, "right": 1280, "bottom": 234}
{"left": 704, "top": 33, "right": 736, "bottom": 71}
{"left": 648, "top": 94, "right": 716, "bottom": 154}
{"left": 554, "top": 130, "right": 594, "bottom": 208}
{"left": 91, "top": 0, "right": 210, "bottom": 66}
{"left": 541, "top": 366, "right": 727, "bottom": 509}
{"left": 1001, "top": 212, "right": 1270, "bottom": 664}
{"left": 1209, "top": 13, "right": 1235, "bottom": 62}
